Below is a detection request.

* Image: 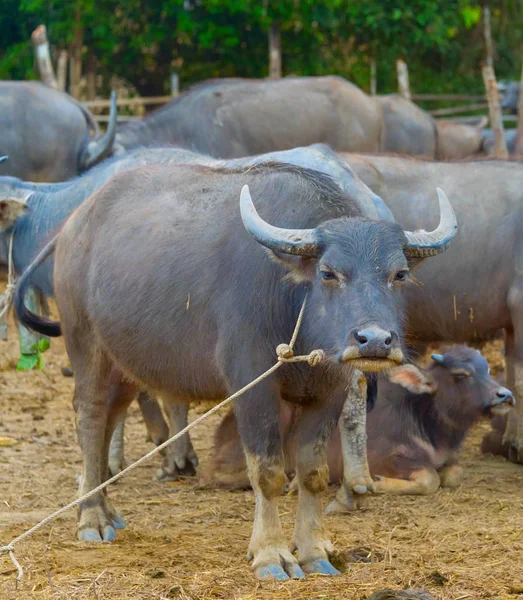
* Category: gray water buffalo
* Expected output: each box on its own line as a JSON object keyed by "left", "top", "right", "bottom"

{"left": 113, "top": 77, "right": 484, "bottom": 160}
{"left": 501, "top": 81, "right": 520, "bottom": 113}
{"left": 208, "top": 346, "right": 513, "bottom": 494}
{"left": 339, "top": 153, "right": 523, "bottom": 464}
{"left": 0, "top": 82, "right": 117, "bottom": 181}
{"left": 15, "top": 162, "right": 456, "bottom": 579}
{"left": 481, "top": 128, "right": 518, "bottom": 155}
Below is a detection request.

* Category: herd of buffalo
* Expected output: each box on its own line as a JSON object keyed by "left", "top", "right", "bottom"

{"left": 0, "top": 74, "right": 522, "bottom": 582}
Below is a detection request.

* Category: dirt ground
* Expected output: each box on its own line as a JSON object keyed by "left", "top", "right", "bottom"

{"left": 1, "top": 306, "right": 522, "bottom": 600}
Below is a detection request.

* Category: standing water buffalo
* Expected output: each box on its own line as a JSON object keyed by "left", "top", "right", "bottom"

{"left": 208, "top": 346, "right": 513, "bottom": 494}
{"left": 15, "top": 162, "right": 456, "bottom": 579}
{"left": 0, "top": 82, "right": 117, "bottom": 181}
{"left": 340, "top": 152, "right": 523, "bottom": 465}
{"left": 113, "top": 77, "right": 485, "bottom": 160}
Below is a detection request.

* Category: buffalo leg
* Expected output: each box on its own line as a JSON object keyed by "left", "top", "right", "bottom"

{"left": 138, "top": 392, "right": 169, "bottom": 446}
{"left": 505, "top": 292, "right": 523, "bottom": 463}
{"left": 72, "top": 351, "right": 119, "bottom": 542}
{"left": 233, "top": 380, "right": 304, "bottom": 581}
{"left": 438, "top": 464, "right": 463, "bottom": 488}
{"left": 291, "top": 398, "right": 343, "bottom": 575}
{"left": 157, "top": 399, "right": 198, "bottom": 481}
{"left": 326, "top": 371, "right": 374, "bottom": 514}
{"left": 108, "top": 411, "right": 126, "bottom": 476}
{"left": 374, "top": 468, "right": 440, "bottom": 495}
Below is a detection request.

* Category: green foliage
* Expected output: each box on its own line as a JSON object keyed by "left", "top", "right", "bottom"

{"left": 1, "top": 0, "right": 522, "bottom": 96}
{"left": 17, "top": 338, "right": 50, "bottom": 372}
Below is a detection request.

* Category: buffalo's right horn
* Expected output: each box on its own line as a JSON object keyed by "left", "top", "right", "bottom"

{"left": 240, "top": 185, "right": 319, "bottom": 256}
{"left": 79, "top": 91, "right": 118, "bottom": 171}
{"left": 403, "top": 188, "right": 457, "bottom": 257}
{"left": 0, "top": 156, "right": 7, "bottom": 165}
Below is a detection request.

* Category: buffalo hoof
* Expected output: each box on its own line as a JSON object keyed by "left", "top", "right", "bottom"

{"left": 301, "top": 558, "right": 341, "bottom": 576}
{"left": 508, "top": 441, "right": 523, "bottom": 464}
{"left": 156, "top": 460, "right": 197, "bottom": 482}
{"left": 251, "top": 547, "right": 305, "bottom": 581}
{"left": 111, "top": 514, "right": 127, "bottom": 530}
{"left": 78, "top": 525, "right": 116, "bottom": 543}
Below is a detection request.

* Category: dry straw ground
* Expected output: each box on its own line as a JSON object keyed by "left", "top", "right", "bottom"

{"left": 0, "top": 299, "right": 522, "bottom": 600}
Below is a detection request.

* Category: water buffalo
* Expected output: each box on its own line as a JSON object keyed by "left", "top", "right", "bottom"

{"left": 0, "top": 144, "right": 390, "bottom": 485}
{"left": 113, "top": 77, "right": 483, "bottom": 160}
{"left": 208, "top": 346, "right": 513, "bottom": 495}
{"left": 15, "top": 162, "right": 456, "bottom": 579}
{"left": 500, "top": 81, "right": 520, "bottom": 113}
{"left": 339, "top": 152, "right": 523, "bottom": 465}
{"left": 0, "top": 82, "right": 117, "bottom": 181}
{"left": 481, "top": 128, "right": 518, "bottom": 155}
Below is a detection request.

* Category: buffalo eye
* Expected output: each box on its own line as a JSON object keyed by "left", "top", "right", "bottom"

{"left": 320, "top": 268, "right": 338, "bottom": 282}
{"left": 394, "top": 270, "right": 409, "bottom": 282}
{"left": 450, "top": 368, "right": 471, "bottom": 380}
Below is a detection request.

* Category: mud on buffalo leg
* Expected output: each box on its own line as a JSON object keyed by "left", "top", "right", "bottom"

{"left": 505, "top": 291, "right": 523, "bottom": 463}
{"left": 233, "top": 380, "right": 304, "bottom": 581}
{"left": 137, "top": 392, "right": 168, "bottom": 446}
{"left": 326, "top": 371, "right": 374, "bottom": 514}
{"left": 374, "top": 468, "right": 440, "bottom": 495}
{"left": 290, "top": 397, "right": 344, "bottom": 576}
{"left": 156, "top": 399, "right": 198, "bottom": 481}
{"left": 72, "top": 349, "right": 121, "bottom": 542}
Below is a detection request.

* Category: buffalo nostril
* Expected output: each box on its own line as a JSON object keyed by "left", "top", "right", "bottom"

{"left": 385, "top": 335, "right": 392, "bottom": 346}
{"left": 355, "top": 332, "right": 368, "bottom": 345}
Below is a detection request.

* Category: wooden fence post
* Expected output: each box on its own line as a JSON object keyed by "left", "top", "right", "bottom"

{"left": 370, "top": 57, "right": 377, "bottom": 96}
{"left": 31, "top": 25, "right": 58, "bottom": 89}
{"left": 170, "top": 72, "right": 180, "bottom": 96}
{"left": 268, "top": 23, "right": 281, "bottom": 79}
{"left": 396, "top": 59, "right": 411, "bottom": 100}
{"left": 514, "top": 60, "right": 523, "bottom": 155}
{"left": 483, "top": 6, "right": 494, "bottom": 66}
{"left": 56, "top": 50, "right": 68, "bottom": 92}
{"left": 482, "top": 64, "right": 508, "bottom": 158}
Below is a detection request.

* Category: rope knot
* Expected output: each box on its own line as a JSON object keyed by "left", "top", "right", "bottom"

{"left": 307, "top": 349, "right": 325, "bottom": 367}
{"left": 276, "top": 343, "right": 294, "bottom": 360}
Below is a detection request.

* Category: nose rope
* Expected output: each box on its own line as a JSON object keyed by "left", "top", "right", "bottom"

{"left": 0, "top": 293, "right": 325, "bottom": 581}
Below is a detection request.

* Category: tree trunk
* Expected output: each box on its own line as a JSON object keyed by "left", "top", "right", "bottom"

{"left": 69, "top": 8, "right": 83, "bottom": 99}
{"left": 396, "top": 59, "right": 411, "bottom": 101}
{"left": 56, "top": 50, "right": 68, "bottom": 92}
{"left": 268, "top": 23, "right": 281, "bottom": 79}
{"left": 482, "top": 64, "right": 508, "bottom": 158}
{"left": 483, "top": 6, "right": 494, "bottom": 66}
{"left": 514, "top": 59, "right": 523, "bottom": 155}
{"left": 31, "top": 25, "right": 58, "bottom": 89}
{"left": 86, "top": 53, "right": 97, "bottom": 101}
{"left": 370, "top": 56, "right": 377, "bottom": 96}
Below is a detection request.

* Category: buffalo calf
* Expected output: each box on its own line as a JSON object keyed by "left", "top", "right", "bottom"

{"left": 208, "top": 346, "right": 513, "bottom": 496}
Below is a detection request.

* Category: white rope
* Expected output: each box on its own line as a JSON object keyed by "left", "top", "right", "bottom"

{"left": 0, "top": 294, "right": 324, "bottom": 581}
{"left": 0, "top": 233, "right": 15, "bottom": 321}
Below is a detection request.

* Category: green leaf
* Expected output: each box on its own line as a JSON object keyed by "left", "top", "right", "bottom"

{"left": 17, "top": 353, "right": 39, "bottom": 371}
{"left": 35, "top": 338, "right": 50, "bottom": 353}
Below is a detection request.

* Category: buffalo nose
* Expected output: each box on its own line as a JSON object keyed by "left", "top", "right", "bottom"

{"left": 496, "top": 388, "right": 514, "bottom": 404}
{"left": 353, "top": 327, "right": 394, "bottom": 350}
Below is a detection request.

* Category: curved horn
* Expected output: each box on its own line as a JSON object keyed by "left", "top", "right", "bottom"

{"left": 404, "top": 188, "right": 457, "bottom": 257}
{"left": 0, "top": 156, "right": 8, "bottom": 165}
{"left": 79, "top": 91, "right": 117, "bottom": 170}
{"left": 240, "top": 185, "right": 319, "bottom": 256}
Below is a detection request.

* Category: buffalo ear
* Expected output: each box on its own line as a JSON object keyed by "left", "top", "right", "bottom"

{"left": 0, "top": 198, "right": 28, "bottom": 232}
{"left": 388, "top": 364, "right": 436, "bottom": 395}
{"left": 267, "top": 250, "right": 317, "bottom": 283}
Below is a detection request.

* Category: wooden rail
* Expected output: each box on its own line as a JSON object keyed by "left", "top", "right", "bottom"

{"left": 412, "top": 93, "right": 485, "bottom": 101}
{"left": 429, "top": 102, "right": 489, "bottom": 117}
{"left": 82, "top": 95, "right": 174, "bottom": 110}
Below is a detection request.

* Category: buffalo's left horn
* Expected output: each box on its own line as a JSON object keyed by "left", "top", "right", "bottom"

{"left": 404, "top": 188, "right": 457, "bottom": 257}
{"left": 0, "top": 156, "right": 7, "bottom": 164}
{"left": 79, "top": 91, "right": 118, "bottom": 170}
{"left": 240, "top": 185, "right": 319, "bottom": 256}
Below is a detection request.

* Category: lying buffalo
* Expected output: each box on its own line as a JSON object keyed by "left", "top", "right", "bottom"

{"left": 339, "top": 152, "right": 523, "bottom": 466}
{"left": 0, "top": 82, "right": 117, "bottom": 181}
{"left": 208, "top": 346, "right": 513, "bottom": 495}
{"left": 113, "top": 77, "right": 484, "bottom": 160}
{"left": 15, "top": 161, "right": 456, "bottom": 579}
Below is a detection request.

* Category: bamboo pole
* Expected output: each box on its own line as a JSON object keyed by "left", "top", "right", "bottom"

{"left": 396, "top": 59, "right": 411, "bottom": 100}
{"left": 370, "top": 57, "right": 377, "bottom": 96}
{"left": 482, "top": 64, "right": 508, "bottom": 158}
{"left": 56, "top": 50, "right": 68, "bottom": 92}
{"left": 483, "top": 6, "right": 494, "bottom": 66}
{"left": 31, "top": 25, "right": 58, "bottom": 89}
{"left": 268, "top": 23, "right": 281, "bottom": 79}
